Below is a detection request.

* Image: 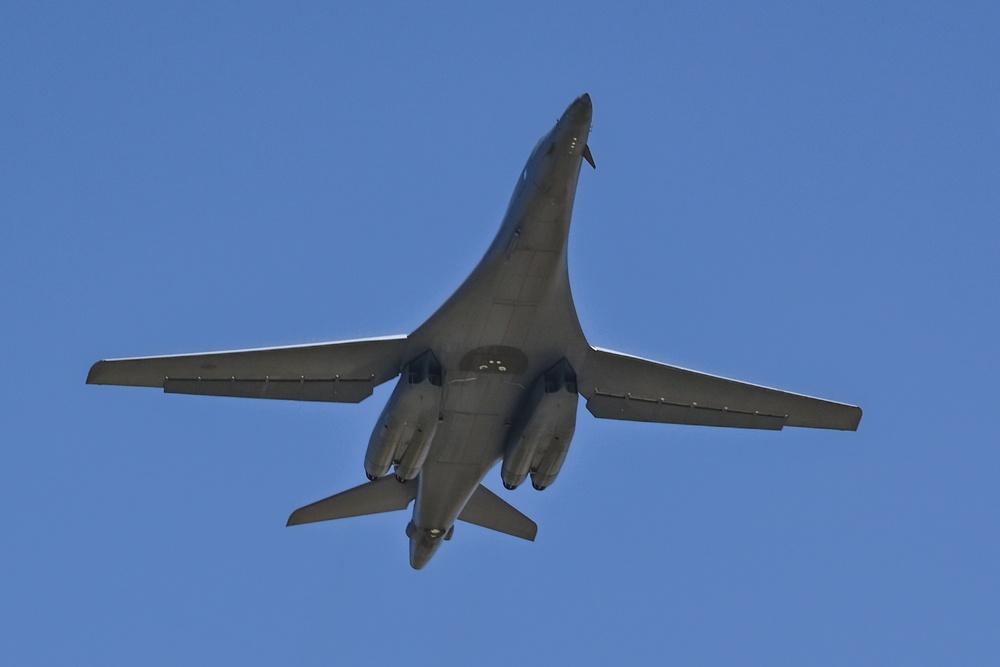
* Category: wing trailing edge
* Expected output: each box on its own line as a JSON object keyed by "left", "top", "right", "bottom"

{"left": 87, "top": 335, "right": 409, "bottom": 403}
{"left": 578, "top": 347, "right": 861, "bottom": 431}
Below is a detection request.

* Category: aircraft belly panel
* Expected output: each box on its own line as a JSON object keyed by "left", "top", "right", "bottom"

{"left": 521, "top": 220, "right": 562, "bottom": 253}
{"left": 414, "top": 459, "right": 486, "bottom": 530}
{"left": 480, "top": 304, "right": 515, "bottom": 343}
{"left": 501, "top": 305, "right": 537, "bottom": 348}
{"left": 432, "top": 412, "right": 506, "bottom": 466}
{"left": 432, "top": 412, "right": 476, "bottom": 464}
{"left": 89, "top": 95, "right": 861, "bottom": 570}
{"left": 496, "top": 250, "right": 534, "bottom": 302}
{"left": 518, "top": 251, "right": 556, "bottom": 303}
{"left": 442, "top": 375, "right": 479, "bottom": 412}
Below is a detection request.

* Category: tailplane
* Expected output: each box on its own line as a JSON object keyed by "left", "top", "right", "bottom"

{"left": 287, "top": 478, "right": 537, "bottom": 543}
{"left": 286, "top": 476, "right": 416, "bottom": 526}
{"left": 457, "top": 484, "right": 537, "bottom": 541}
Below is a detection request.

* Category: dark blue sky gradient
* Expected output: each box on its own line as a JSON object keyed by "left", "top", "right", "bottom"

{"left": 2, "top": 3, "right": 998, "bottom": 664}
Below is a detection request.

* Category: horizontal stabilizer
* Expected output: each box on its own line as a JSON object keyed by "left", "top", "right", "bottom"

{"left": 287, "top": 476, "right": 417, "bottom": 526}
{"left": 457, "top": 484, "right": 537, "bottom": 541}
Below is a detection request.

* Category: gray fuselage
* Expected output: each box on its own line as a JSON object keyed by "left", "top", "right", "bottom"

{"left": 402, "top": 94, "right": 594, "bottom": 567}
{"left": 87, "top": 93, "right": 861, "bottom": 570}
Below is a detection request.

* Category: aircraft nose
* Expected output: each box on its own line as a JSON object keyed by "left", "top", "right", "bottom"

{"left": 561, "top": 93, "right": 593, "bottom": 130}
{"left": 569, "top": 93, "right": 592, "bottom": 114}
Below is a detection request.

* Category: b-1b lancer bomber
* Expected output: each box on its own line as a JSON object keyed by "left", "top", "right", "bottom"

{"left": 88, "top": 94, "right": 861, "bottom": 569}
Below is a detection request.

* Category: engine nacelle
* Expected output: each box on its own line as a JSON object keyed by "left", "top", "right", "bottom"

{"left": 501, "top": 359, "right": 578, "bottom": 490}
{"left": 364, "top": 351, "right": 442, "bottom": 481}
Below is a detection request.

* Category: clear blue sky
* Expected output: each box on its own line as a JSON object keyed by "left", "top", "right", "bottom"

{"left": 2, "top": 3, "right": 998, "bottom": 664}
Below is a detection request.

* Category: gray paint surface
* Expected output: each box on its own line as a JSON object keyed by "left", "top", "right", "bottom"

{"left": 88, "top": 95, "right": 861, "bottom": 568}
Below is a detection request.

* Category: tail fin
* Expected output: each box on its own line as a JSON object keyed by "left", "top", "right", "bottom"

{"left": 457, "top": 484, "right": 537, "bottom": 541}
{"left": 286, "top": 476, "right": 416, "bottom": 526}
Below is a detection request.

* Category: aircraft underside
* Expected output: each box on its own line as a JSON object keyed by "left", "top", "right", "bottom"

{"left": 88, "top": 94, "right": 861, "bottom": 569}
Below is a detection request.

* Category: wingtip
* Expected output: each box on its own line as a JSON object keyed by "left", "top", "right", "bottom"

{"left": 286, "top": 508, "right": 307, "bottom": 527}
{"left": 849, "top": 406, "right": 863, "bottom": 431}
{"left": 86, "top": 360, "right": 105, "bottom": 385}
{"left": 832, "top": 405, "right": 863, "bottom": 431}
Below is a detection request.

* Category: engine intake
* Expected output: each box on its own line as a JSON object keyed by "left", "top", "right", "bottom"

{"left": 364, "top": 351, "right": 442, "bottom": 481}
{"left": 501, "top": 359, "right": 578, "bottom": 490}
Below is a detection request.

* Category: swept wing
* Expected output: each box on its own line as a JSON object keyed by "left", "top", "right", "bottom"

{"left": 578, "top": 347, "right": 861, "bottom": 431}
{"left": 86, "top": 335, "right": 409, "bottom": 403}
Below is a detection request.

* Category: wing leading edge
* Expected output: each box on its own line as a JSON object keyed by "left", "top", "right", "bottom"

{"left": 87, "top": 335, "right": 409, "bottom": 403}
{"left": 578, "top": 347, "right": 861, "bottom": 431}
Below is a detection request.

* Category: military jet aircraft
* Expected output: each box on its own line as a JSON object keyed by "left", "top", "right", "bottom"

{"left": 88, "top": 94, "right": 861, "bottom": 569}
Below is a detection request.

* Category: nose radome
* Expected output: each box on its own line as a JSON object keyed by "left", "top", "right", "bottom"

{"left": 570, "top": 93, "right": 592, "bottom": 115}
{"left": 562, "top": 93, "right": 593, "bottom": 128}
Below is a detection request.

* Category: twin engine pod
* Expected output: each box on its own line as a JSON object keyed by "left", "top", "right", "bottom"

{"left": 501, "top": 359, "right": 579, "bottom": 491}
{"left": 364, "top": 351, "right": 442, "bottom": 482}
